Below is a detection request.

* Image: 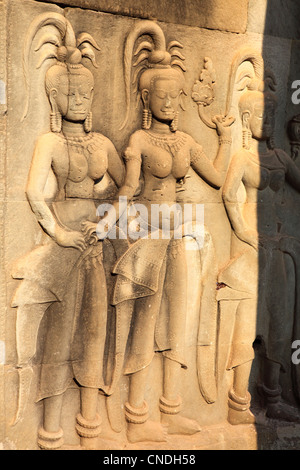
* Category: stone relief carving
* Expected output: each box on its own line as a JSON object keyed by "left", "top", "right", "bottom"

{"left": 11, "top": 12, "right": 124, "bottom": 450}
{"left": 288, "top": 114, "right": 300, "bottom": 161}
{"left": 8, "top": 10, "right": 300, "bottom": 451}
{"left": 105, "top": 20, "right": 235, "bottom": 444}
{"left": 219, "top": 53, "right": 300, "bottom": 424}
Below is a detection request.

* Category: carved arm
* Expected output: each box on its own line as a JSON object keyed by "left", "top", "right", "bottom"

{"left": 222, "top": 152, "right": 258, "bottom": 250}
{"left": 26, "top": 136, "right": 86, "bottom": 251}
{"left": 190, "top": 114, "right": 234, "bottom": 189}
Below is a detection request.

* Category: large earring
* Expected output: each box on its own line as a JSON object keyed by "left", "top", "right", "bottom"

{"left": 242, "top": 128, "right": 251, "bottom": 150}
{"left": 170, "top": 111, "right": 179, "bottom": 132}
{"left": 142, "top": 108, "right": 152, "bottom": 130}
{"left": 268, "top": 134, "right": 275, "bottom": 150}
{"left": 84, "top": 112, "right": 92, "bottom": 133}
{"left": 50, "top": 112, "right": 62, "bottom": 133}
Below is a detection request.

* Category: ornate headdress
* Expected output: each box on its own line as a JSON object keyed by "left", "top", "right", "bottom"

{"left": 120, "top": 20, "right": 186, "bottom": 130}
{"left": 22, "top": 12, "right": 100, "bottom": 123}
{"left": 229, "top": 48, "right": 277, "bottom": 150}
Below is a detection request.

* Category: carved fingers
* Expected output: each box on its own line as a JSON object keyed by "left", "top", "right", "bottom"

{"left": 212, "top": 114, "right": 235, "bottom": 137}
{"left": 55, "top": 226, "right": 87, "bottom": 251}
{"left": 81, "top": 221, "right": 99, "bottom": 244}
{"left": 69, "top": 232, "right": 88, "bottom": 251}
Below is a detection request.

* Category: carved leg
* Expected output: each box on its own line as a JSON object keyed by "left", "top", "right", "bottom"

{"left": 38, "top": 394, "right": 64, "bottom": 450}
{"left": 160, "top": 358, "right": 201, "bottom": 434}
{"left": 225, "top": 296, "right": 256, "bottom": 425}
{"left": 76, "top": 387, "right": 101, "bottom": 449}
{"left": 227, "top": 362, "right": 255, "bottom": 425}
{"left": 260, "top": 251, "right": 300, "bottom": 422}
{"left": 228, "top": 388, "right": 255, "bottom": 425}
{"left": 125, "top": 368, "right": 167, "bottom": 443}
{"left": 260, "top": 361, "right": 300, "bottom": 422}
{"left": 158, "top": 241, "right": 199, "bottom": 434}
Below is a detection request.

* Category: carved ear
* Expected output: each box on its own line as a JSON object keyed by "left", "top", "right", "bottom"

{"left": 179, "top": 89, "right": 186, "bottom": 111}
{"left": 49, "top": 88, "right": 58, "bottom": 112}
{"left": 90, "top": 87, "right": 94, "bottom": 103}
{"left": 141, "top": 89, "right": 150, "bottom": 108}
{"left": 242, "top": 111, "right": 250, "bottom": 128}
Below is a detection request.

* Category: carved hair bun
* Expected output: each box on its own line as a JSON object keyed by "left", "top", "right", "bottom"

{"left": 149, "top": 50, "right": 171, "bottom": 66}
{"left": 57, "top": 46, "right": 68, "bottom": 62}
{"left": 67, "top": 47, "right": 82, "bottom": 65}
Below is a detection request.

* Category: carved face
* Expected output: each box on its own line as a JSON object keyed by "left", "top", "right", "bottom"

{"left": 50, "top": 71, "right": 94, "bottom": 122}
{"left": 143, "top": 78, "right": 182, "bottom": 123}
{"left": 241, "top": 93, "right": 276, "bottom": 141}
{"left": 249, "top": 99, "right": 275, "bottom": 141}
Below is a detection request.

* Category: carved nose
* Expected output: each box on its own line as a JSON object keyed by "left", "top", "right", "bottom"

{"left": 75, "top": 91, "right": 83, "bottom": 105}
{"left": 164, "top": 96, "right": 171, "bottom": 107}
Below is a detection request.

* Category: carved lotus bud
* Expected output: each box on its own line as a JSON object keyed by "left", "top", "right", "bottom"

{"left": 192, "top": 57, "right": 216, "bottom": 107}
{"left": 192, "top": 81, "right": 214, "bottom": 107}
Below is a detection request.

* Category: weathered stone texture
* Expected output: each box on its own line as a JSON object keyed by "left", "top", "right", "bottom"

{"left": 37, "top": 0, "right": 250, "bottom": 33}
{"left": 2, "top": 0, "right": 300, "bottom": 452}
{"left": 247, "top": 0, "right": 300, "bottom": 39}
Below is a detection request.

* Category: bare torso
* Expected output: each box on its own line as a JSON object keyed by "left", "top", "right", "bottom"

{"left": 241, "top": 149, "right": 286, "bottom": 238}
{"left": 133, "top": 129, "right": 192, "bottom": 205}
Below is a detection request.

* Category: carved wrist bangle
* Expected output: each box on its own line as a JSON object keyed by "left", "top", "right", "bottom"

{"left": 219, "top": 137, "right": 232, "bottom": 145}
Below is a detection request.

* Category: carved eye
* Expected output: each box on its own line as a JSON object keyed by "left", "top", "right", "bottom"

{"left": 155, "top": 92, "right": 166, "bottom": 99}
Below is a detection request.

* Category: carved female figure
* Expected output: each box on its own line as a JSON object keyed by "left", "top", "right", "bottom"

{"left": 93, "top": 20, "right": 234, "bottom": 443}
{"left": 12, "top": 13, "right": 124, "bottom": 449}
{"left": 221, "top": 76, "right": 300, "bottom": 423}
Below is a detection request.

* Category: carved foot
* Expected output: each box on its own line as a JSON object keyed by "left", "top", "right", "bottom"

{"left": 127, "top": 421, "right": 168, "bottom": 443}
{"left": 259, "top": 384, "right": 300, "bottom": 423}
{"left": 257, "top": 383, "right": 281, "bottom": 407}
{"left": 37, "top": 427, "right": 64, "bottom": 450}
{"left": 161, "top": 414, "right": 201, "bottom": 435}
{"left": 159, "top": 395, "right": 201, "bottom": 435}
{"left": 75, "top": 413, "right": 102, "bottom": 449}
{"left": 228, "top": 407, "right": 256, "bottom": 425}
{"left": 227, "top": 390, "right": 255, "bottom": 425}
{"left": 125, "top": 400, "right": 167, "bottom": 443}
{"left": 266, "top": 401, "right": 300, "bottom": 423}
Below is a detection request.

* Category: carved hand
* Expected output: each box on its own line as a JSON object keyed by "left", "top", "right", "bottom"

{"left": 83, "top": 210, "right": 117, "bottom": 241}
{"left": 212, "top": 114, "right": 235, "bottom": 138}
{"left": 55, "top": 225, "right": 87, "bottom": 251}
{"left": 81, "top": 221, "right": 98, "bottom": 244}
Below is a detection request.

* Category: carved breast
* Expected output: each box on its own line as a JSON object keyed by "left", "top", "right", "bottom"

{"left": 142, "top": 131, "right": 190, "bottom": 180}
{"left": 261, "top": 151, "right": 286, "bottom": 193}
{"left": 172, "top": 152, "right": 190, "bottom": 180}
{"left": 88, "top": 149, "right": 108, "bottom": 181}
{"left": 66, "top": 133, "right": 109, "bottom": 184}
{"left": 269, "top": 169, "right": 285, "bottom": 192}
{"left": 68, "top": 148, "right": 89, "bottom": 183}
{"left": 244, "top": 151, "right": 285, "bottom": 193}
{"left": 143, "top": 149, "right": 173, "bottom": 178}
